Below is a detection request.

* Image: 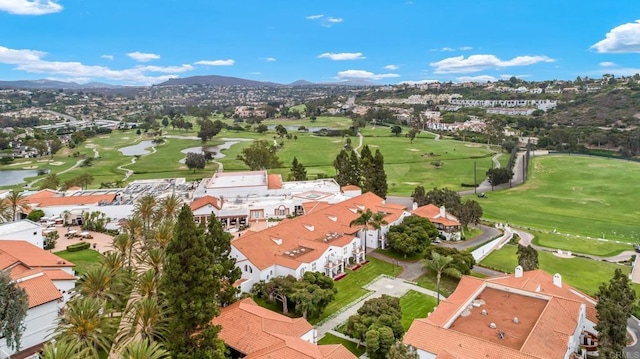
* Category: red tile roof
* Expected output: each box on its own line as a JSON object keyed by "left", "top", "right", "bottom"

{"left": 190, "top": 195, "right": 222, "bottom": 211}
{"left": 341, "top": 185, "right": 361, "bottom": 191}
{"left": 267, "top": 174, "right": 283, "bottom": 189}
{"left": 0, "top": 240, "right": 75, "bottom": 269}
{"left": 43, "top": 269, "right": 76, "bottom": 281}
{"left": 16, "top": 273, "right": 62, "bottom": 308}
{"left": 412, "top": 204, "right": 460, "bottom": 227}
{"left": 233, "top": 192, "right": 408, "bottom": 270}
{"left": 25, "top": 190, "right": 116, "bottom": 207}
{"left": 213, "top": 298, "right": 355, "bottom": 359}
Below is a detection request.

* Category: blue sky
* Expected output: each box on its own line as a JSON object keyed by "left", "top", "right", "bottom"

{"left": 1, "top": 0, "right": 640, "bottom": 85}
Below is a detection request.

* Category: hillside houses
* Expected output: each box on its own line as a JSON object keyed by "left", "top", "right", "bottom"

{"left": 230, "top": 192, "right": 410, "bottom": 293}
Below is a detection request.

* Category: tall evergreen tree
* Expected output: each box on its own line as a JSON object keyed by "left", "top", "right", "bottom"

{"left": 346, "top": 150, "right": 361, "bottom": 187}
{"left": 595, "top": 268, "right": 636, "bottom": 358}
{"left": 160, "top": 205, "right": 227, "bottom": 359}
{"left": 360, "top": 144, "right": 373, "bottom": 161}
{"left": 205, "top": 213, "right": 241, "bottom": 307}
{"left": 288, "top": 157, "right": 308, "bottom": 181}
{"left": 333, "top": 149, "right": 350, "bottom": 186}
{"left": 516, "top": 244, "right": 539, "bottom": 271}
{"left": 0, "top": 270, "right": 28, "bottom": 352}
{"left": 372, "top": 149, "right": 388, "bottom": 198}
{"left": 360, "top": 156, "right": 376, "bottom": 194}
{"left": 411, "top": 186, "right": 428, "bottom": 207}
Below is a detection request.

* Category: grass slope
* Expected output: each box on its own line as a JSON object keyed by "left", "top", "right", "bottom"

{"left": 54, "top": 248, "right": 103, "bottom": 275}
{"left": 317, "top": 333, "right": 365, "bottom": 357}
{"left": 400, "top": 290, "right": 437, "bottom": 330}
{"left": 477, "top": 155, "right": 640, "bottom": 242}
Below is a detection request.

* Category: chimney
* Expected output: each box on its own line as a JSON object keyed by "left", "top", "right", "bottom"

{"left": 412, "top": 202, "right": 418, "bottom": 211}
{"left": 439, "top": 206, "right": 446, "bottom": 218}
{"left": 553, "top": 273, "right": 562, "bottom": 288}
{"left": 514, "top": 265, "right": 523, "bottom": 278}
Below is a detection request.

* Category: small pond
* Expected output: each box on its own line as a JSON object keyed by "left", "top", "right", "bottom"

{"left": 0, "top": 169, "right": 42, "bottom": 186}
{"left": 179, "top": 140, "right": 242, "bottom": 164}
{"left": 118, "top": 141, "right": 155, "bottom": 156}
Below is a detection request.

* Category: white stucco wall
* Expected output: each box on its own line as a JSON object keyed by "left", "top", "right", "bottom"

{"left": 0, "top": 301, "right": 58, "bottom": 358}
{"left": 415, "top": 348, "right": 436, "bottom": 359}
{"left": 0, "top": 225, "right": 43, "bottom": 249}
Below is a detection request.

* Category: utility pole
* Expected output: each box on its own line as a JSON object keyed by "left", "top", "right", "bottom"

{"left": 474, "top": 161, "right": 477, "bottom": 194}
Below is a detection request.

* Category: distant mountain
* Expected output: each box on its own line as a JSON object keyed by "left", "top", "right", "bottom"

{"left": 158, "top": 75, "right": 281, "bottom": 87}
{"left": 0, "top": 79, "right": 121, "bottom": 89}
{"left": 289, "top": 80, "right": 315, "bottom": 86}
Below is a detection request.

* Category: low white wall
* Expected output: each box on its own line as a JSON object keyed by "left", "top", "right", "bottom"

{"left": 471, "top": 226, "right": 513, "bottom": 262}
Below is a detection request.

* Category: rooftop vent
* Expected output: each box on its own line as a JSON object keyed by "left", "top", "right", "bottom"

{"left": 489, "top": 323, "right": 496, "bottom": 329}
{"left": 513, "top": 317, "right": 519, "bottom": 324}
{"left": 481, "top": 309, "right": 487, "bottom": 316}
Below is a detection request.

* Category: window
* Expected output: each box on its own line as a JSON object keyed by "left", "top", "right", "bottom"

{"left": 311, "top": 262, "right": 316, "bottom": 271}
{"left": 343, "top": 247, "right": 348, "bottom": 256}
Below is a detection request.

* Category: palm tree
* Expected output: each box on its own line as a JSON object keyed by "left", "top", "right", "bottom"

{"left": 53, "top": 297, "right": 114, "bottom": 357}
{"left": 349, "top": 208, "right": 374, "bottom": 245}
{"left": 128, "top": 297, "right": 170, "bottom": 341}
{"left": 134, "top": 194, "right": 157, "bottom": 231}
{"left": 370, "top": 211, "right": 389, "bottom": 249}
{"left": 77, "top": 265, "right": 117, "bottom": 301}
{"left": 134, "top": 269, "right": 160, "bottom": 299}
{"left": 0, "top": 199, "right": 11, "bottom": 223}
{"left": 137, "top": 248, "right": 164, "bottom": 277}
{"left": 422, "top": 251, "right": 462, "bottom": 304}
{"left": 40, "top": 339, "right": 90, "bottom": 359}
{"left": 6, "top": 190, "right": 30, "bottom": 222}
{"left": 152, "top": 220, "right": 174, "bottom": 249}
{"left": 119, "top": 339, "right": 171, "bottom": 359}
{"left": 157, "top": 194, "right": 181, "bottom": 221}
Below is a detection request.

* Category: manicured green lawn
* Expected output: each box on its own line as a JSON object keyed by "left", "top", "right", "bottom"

{"left": 475, "top": 155, "right": 640, "bottom": 241}
{"left": 479, "top": 244, "right": 636, "bottom": 296}
{"left": 317, "top": 333, "right": 365, "bottom": 357}
{"left": 314, "top": 257, "right": 401, "bottom": 324}
{"left": 531, "top": 230, "right": 632, "bottom": 257}
{"left": 400, "top": 290, "right": 437, "bottom": 330}
{"left": 54, "top": 249, "right": 104, "bottom": 275}
{"left": 415, "top": 271, "right": 460, "bottom": 297}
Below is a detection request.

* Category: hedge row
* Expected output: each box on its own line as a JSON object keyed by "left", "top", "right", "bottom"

{"left": 66, "top": 241, "right": 91, "bottom": 252}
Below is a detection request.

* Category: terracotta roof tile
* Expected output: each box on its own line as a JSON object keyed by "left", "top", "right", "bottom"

{"left": 16, "top": 273, "right": 62, "bottom": 308}
{"left": 233, "top": 192, "right": 407, "bottom": 270}
{"left": 426, "top": 276, "right": 485, "bottom": 327}
{"left": 213, "top": 298, "right": 355, "bottom": 358}
{"left": 43, "top": 269, "right": 76, "bottom": 280}
{"left": 412, "top": 204, "right": 460, "bottom": 227}
{"left": 341, "top": 185, "right": 361, "bottom": 191}
{"left": 190, "top": 195, "right": 222, "bottom": 211}
{"left": 0, "top": 240, "right": 75, "bottom": 268}
{"left": 26, "top": 192, "right": 116, "bottom": 207}
{"left": 267, "top": 174, "right": 283, "bottom": 189}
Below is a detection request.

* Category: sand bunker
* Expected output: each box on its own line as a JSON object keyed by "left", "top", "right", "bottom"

{"left": 85, "top": 143, "right": 97, "bottom": 148}
{"left": 49, "top": 162, "right": 64, "bottom": 166}
{"left": 22, "top": 166, "right": 37, "bottom": 169}
{"left": 409, "top": 148, "right": 420, "bottom": 152}
{"left": 402, "top": 182, "right": 420, "bottom": 185}
{"left": 465, "top": 144, "right": 482, "bottom": 147}
{"left": 369, "top": 145, "right": 379, "bottom": 147}
{"left": 8, "top": 161, "right": 32, "bottom": 167}
{"left": 553, "top": 250, "right": 574, "bottom": 259}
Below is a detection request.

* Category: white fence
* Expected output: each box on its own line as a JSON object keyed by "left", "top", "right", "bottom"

{"left": 471, "top": 225, "right": 514, "bottom": 262}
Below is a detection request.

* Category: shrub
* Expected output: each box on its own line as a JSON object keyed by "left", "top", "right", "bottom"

{"left": 66, "top": 241, "right": 91, "bottom": 252}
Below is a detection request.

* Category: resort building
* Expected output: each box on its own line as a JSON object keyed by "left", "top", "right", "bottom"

{"left": 0, "top": 240, "right": 76, "bottom": 359}
{"left": 191, "top": 171, "right": 353, "bottom": 228}
{"left": 230, "top": 192, "right": 410, "bottom": 293}
{"left": 404, "top": 267, "right": 598, "bottom": 359}
{"left": 212, "top": 298, "right": 356, "bottom": 359}
{"left": 412, "top": 204, "right": 461, "bottom": 241}
{"left": 0, "top": 220, "right": 44, "bottom": 248}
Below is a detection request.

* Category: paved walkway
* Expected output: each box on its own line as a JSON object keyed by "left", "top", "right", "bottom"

{"left": 366, "top": 251, "right": 423, "bottom": 280}
{"left": 316, "top": 276, "right": 441, "bottom": 338}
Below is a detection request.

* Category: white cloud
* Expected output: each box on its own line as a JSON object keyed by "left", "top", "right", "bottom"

{"left": 591, "top": 20, "right": 640, "bottom": 53}
{"left": 249, "top": 72, "right": 261, "bottom": 75}
{"left": 459, "top": 46, "right": 473, "bottom": 51}
{"left": 456, "top": 75, "right": 498, "bottom": 83}
{"left": 384, "top": 64, "right": 399, "bottom": 70}
{"left": 441, "top": 47, "right": 454, "bottom": 52}
{"left": 100, "top": 55, "right": 114, "bottom": 61}
{"left": 127, "top": 51, "right": 160, "bottom": 62}
{"left": 337, "top": 70, "right": 400, "bottom": 80}
{"left": 265, "top": 57, "right": 277, "bottom": 62}
{"left": 308, "top": 15, "right": 343, "bottom": 28}
{"left": 430, "top": 54, "right": 555, "bottom": 74}
{"left": 600, "top": 61, "right": 617, "bottom": 67}
{"left": 593, "top": 67, "right": 640, "bottom": 77}
{"left": 194, "top": 59, "right": 235, "bottom": 66}
{"left": 0, "top": 45, "right": 194, "bottom": 85}
{"left": 318, "top": 52, "right": 365, "bottom": 61}
{"left": 0, "top": 0, "right": 62, "bottom": 15}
